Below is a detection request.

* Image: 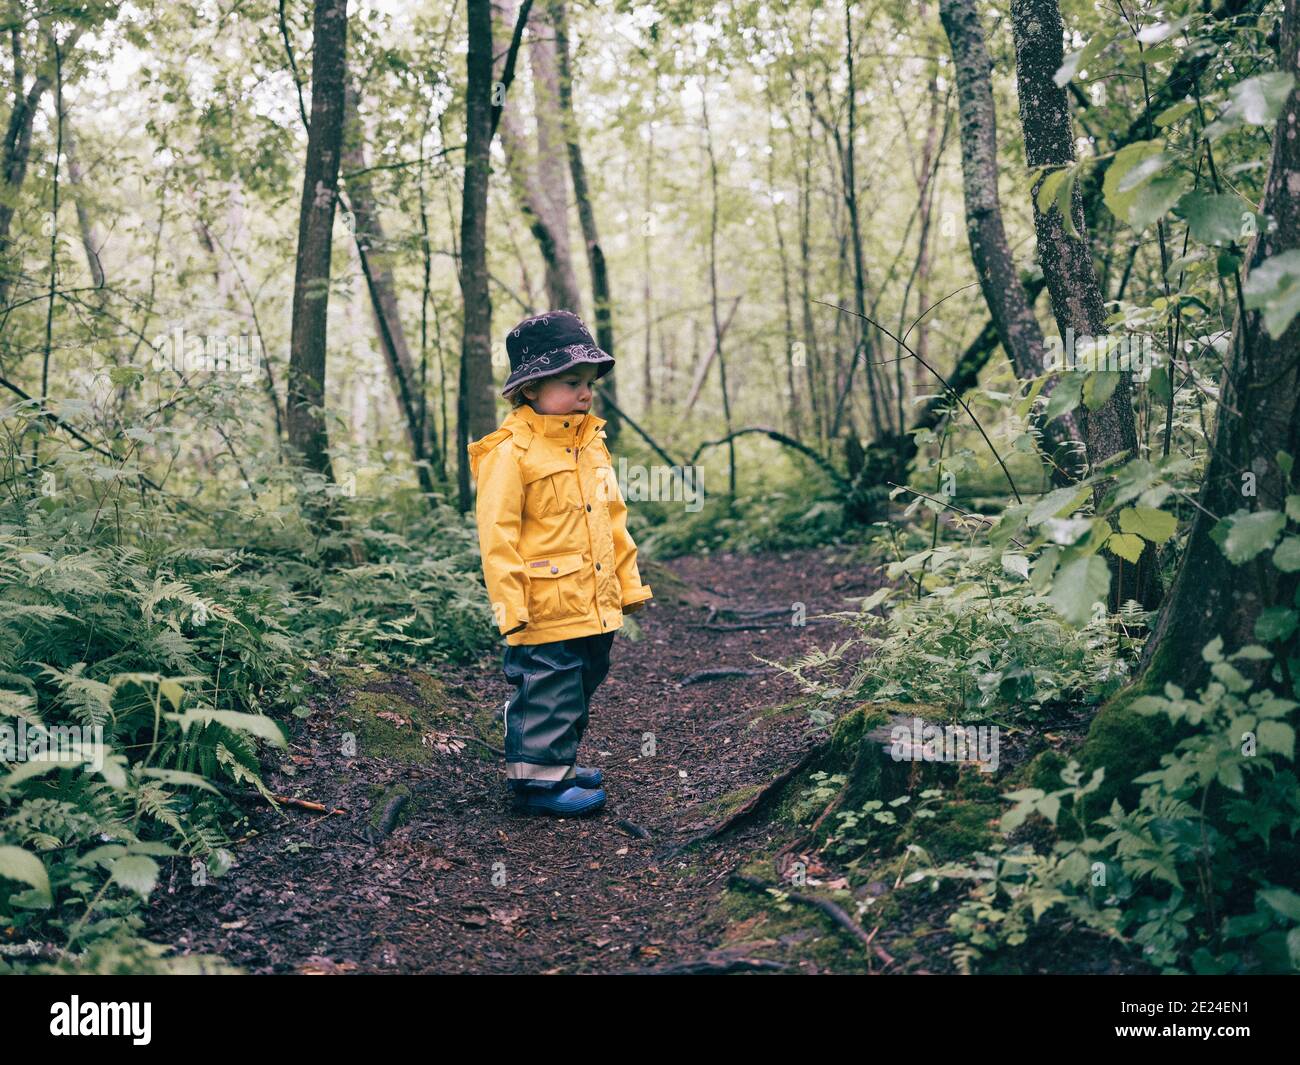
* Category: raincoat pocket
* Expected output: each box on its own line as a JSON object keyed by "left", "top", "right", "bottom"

{"left": 523, "top": 553, "right": 588, "bottom": 623}
{"left": 522, "top": 458, "right": 575, "bottom": 517}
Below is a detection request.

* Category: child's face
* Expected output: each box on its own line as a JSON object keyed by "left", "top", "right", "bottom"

{"left": 522, "top": 364, "right": 598, "bottom": 415}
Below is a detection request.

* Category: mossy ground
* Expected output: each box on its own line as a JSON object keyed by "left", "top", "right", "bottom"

{"left": 697, "top": 782, "right": 763, "bottom": 823}
{"left": 692, "top": 701, "right": 1008, "bottom": 972}
{"left": 331, "top": 665, "right": 492, "bottom": 764}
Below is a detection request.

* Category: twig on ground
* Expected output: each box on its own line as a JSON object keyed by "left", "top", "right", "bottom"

{"left": 730, "top": 872, "right": 893, "bottom": 971}
{"left": 680, "top": 668, "right": 771, "bottom": 685}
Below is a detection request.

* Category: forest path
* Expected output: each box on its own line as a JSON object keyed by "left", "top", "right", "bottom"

{"left": 145, "top": 545, "right": 881, "bottom": 973}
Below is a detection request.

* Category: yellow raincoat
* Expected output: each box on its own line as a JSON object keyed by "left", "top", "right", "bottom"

{"left": 467, "top": 403, "right": 653, "bottom": 646}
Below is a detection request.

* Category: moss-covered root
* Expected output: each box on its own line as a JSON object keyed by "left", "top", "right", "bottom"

{"left": 791, "top": 703, "right": 959, "bottom": 846}
{"left": 1077, "top": 683, "right": 1174, "bottom": 819}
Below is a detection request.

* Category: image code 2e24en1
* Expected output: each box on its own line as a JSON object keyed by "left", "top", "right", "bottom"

{"left": 1121, "top": 1003, "right": 1249, "bottom": 1016}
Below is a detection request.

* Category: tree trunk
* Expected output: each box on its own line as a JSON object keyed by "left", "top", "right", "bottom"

{"left": 700, "top": 90, "right": 736, "bottom": 497}
{"left": 0, "top": 26, "right": 83, "bottom": 309}
{"left": 488, "top": 0, "right": 583, "bottom": 315}
{"left": 642, "top": 79, "right": 657, "bottom": 417}
{"left": 940, "top": 0, "right": 1084, "bottom": 483}
{"left": 766, "top": 82, "right": 800, "bottom": 441}
{"left": 1137, "top": 0, "right": 1300, "bottom": 688}
{"left": 548, "top": 0, "right": 622, "bottom": 447}
{"left": 341, "top": 74, "right": 439, "bottom": 497}
{"left": 912, "top": 21, "right": 941, "bottom": 403}
{"left": 1009, "top": 0, "right": 1159, "bottom": 609}
{"left": 62, "top": 121, "right": 104, "bottom": 289}
{"left": 821, "top": 5, "right": 885, "bottom": 439}
{"left": 527, "top": 1, "right": 578, "bottom": 300}
{"left": 796, "top": 96, "right": 825, "bottom": 451}
{"left": 286, "top": 0, "right": 347, "bottom": 481}
{"left": 459, "top": 0, "right": 499, "bottom": 511}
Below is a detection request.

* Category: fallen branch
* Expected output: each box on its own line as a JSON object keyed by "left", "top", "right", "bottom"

{"left": 688, "top": 426, "right": 849, "bottom": 492}
{"left": 615, "top": 819, "right": 651, "bottom": 840}
{"left": 230, "top": 808, "right": 343, "bottom": 847}
{"left": 657, "top": 741, "right": 827, "bottom": 859}
{"left": 687, "top": 619, "right": 835, "bottom": 632}
{"left": 449, "top": 733, "right": 506, "bottom": 758}
{"left": 714, "top": 606, "right": 795, "bottom": 620}
{"left": 730, "top": 872, "right": 893, "bottom": 970}
{"left": 634, "top": 953, "right": 791, "bottom": 975}
{"left": 213, "top": 782, "right": 346, "bottom": 815}
{"left": 679, "top": 668, "right": 770, "bottom": 686}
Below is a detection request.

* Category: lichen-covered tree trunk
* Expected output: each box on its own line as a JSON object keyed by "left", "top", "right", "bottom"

{"left": 1137, "top": 0, "right": 1300, "bottom": 690}
{"left": 285, "top": 0, "right": 347, "bottom": 482}
{"left": 1009, "top": 0, "right": 1159, "bottom": 609}
{"left": 459, "top": 0, "right": 499, "bottom": 511}
{"left": 940, "top": 0, "right": 1083, "bottom": 485}
{"left": 489, "top": 0, "right": 583, "bottom": 315}
{"left": 527, "top": 1, "right": 580, "bottom": 304}
{"left": 548, "top": 0, "right": 622, "bottom": 447}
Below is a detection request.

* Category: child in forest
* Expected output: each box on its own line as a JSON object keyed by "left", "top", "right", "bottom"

{"left": 466, "top": 310, "right": 653, "bottom": 817}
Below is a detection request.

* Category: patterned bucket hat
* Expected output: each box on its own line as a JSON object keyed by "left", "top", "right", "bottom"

{"left": 501, "top": 309, "right": 614, "bottom": 397}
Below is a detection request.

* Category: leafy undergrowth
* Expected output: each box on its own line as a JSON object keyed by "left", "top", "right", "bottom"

{"left": 709, "top": 518, "right": 1300, "bottom": 975}
{"left": 693, "top": 701, "right": 1146, "bottom": 974}
{"left": 0, "top": 456, "right": 498, "bottom": 973}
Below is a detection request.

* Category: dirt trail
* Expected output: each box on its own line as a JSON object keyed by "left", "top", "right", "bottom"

{"left": 145, "top": 545, "right": 880, "bottom": 973}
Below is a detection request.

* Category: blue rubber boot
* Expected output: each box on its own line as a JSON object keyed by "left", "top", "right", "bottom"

{"left": 572, "top": 766, "right": 603, "bottom": 787}
{"left": 509, "top": 779, "right": 606, "bottom": 817}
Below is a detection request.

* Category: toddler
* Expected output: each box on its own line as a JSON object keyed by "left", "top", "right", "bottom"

{"left": 467, "top": 310, "right": 653, "bottom": 816}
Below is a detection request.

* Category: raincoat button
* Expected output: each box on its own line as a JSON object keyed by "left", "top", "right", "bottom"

{"left": 563, "top": 421, "right": 569, "bottom": 427}
{"left": 566, "top": 447, "right": 571, "bottom": 452}
{"left": 550, "top": 565, "right": 559, "bottom": 573}
{"left": 596, "top": 562, "right": 602, "bottom": 570}
{"left": 586, "top": 504, "right": 591, "bottom": 511}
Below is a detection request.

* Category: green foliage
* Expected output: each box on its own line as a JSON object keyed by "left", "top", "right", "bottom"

{"left": 0, "top": 421, "right": 496, "bottom": 971}
{"left": 637, "top": 475, "right": 848, "bottom": 558}
{"left": 773, "top": 538, "right": 1137, "bottom": 719}
{"left": 910, "top": 648, "right": 1299, "bottom": 974}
